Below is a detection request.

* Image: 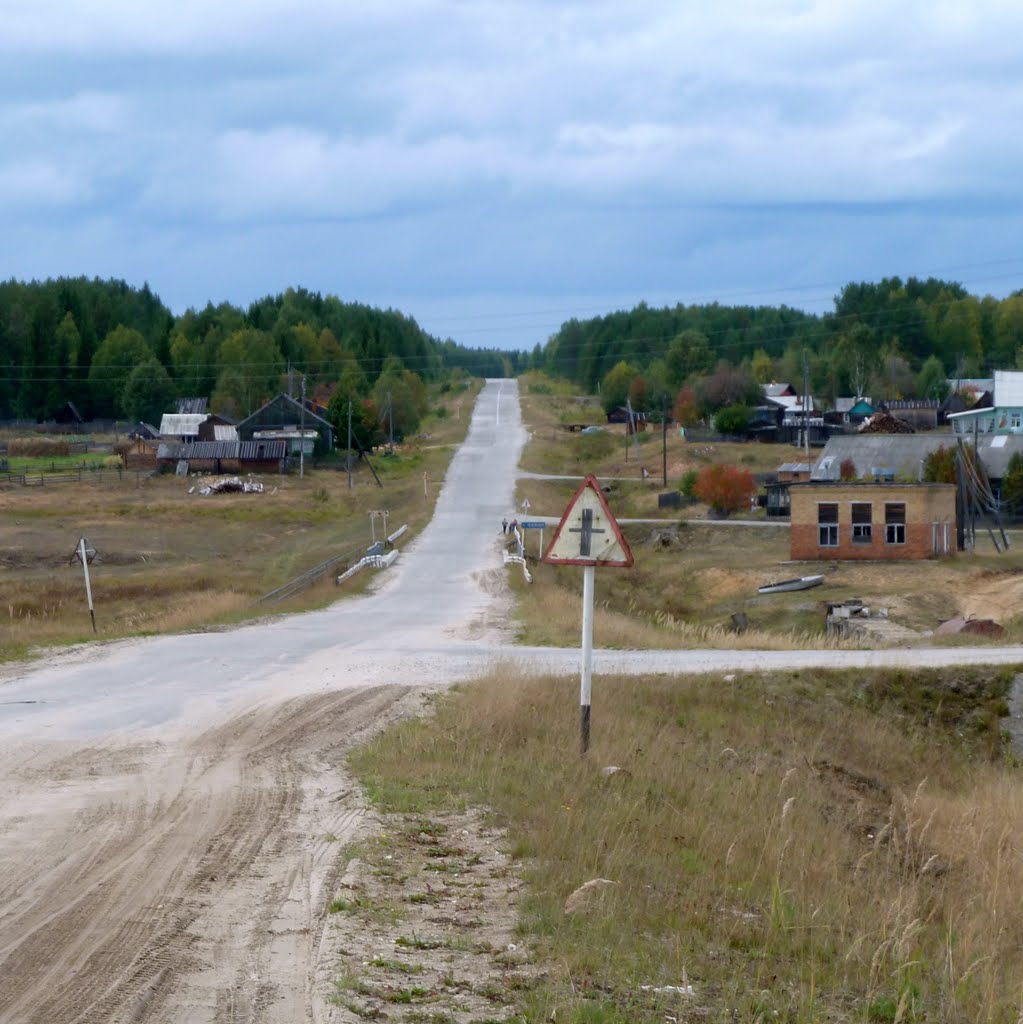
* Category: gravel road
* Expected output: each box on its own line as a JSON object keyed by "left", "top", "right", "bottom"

{"left": 0, "top": 379, "right": 1020, "bottom": 1023}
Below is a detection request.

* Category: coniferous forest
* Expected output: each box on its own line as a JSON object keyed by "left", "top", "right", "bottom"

{"left": 3, "top": 274, "right": 1023, "bottom": 426}
{"left": 536, "top": 276, "right": 1023, "bottom": 415}
{"left": 0, "top": 278, "right": 525, "bottom": 424}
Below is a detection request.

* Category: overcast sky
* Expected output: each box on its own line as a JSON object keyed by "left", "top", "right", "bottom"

{"left": 3, "top": 0, "right": 1023, "bottom": 350}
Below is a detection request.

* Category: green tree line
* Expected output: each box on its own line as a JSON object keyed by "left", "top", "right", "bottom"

{"left": 0, "top": 278, "right": 526, "bottom": 422}
{"left": 538, "top": 277, "right": 1023, "bottom": 414}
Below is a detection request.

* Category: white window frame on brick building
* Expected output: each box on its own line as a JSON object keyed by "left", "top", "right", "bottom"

{"left": 851, "top": 502, "right": 872, "bottom": 544}
{"left": 885, "top": 502, "right": 906, "bottom": 545}
{"left": 817, "top": 502, "right": 839, "bottom": 547}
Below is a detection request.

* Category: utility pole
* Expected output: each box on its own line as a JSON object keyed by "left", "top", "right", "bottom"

{"left": 347, "top": 398, "right": 353, "bottom": 490}
{"left": 72, "top": 536, "right": 97, "bottom": 633}
{"left": 661, "top": 392, "right": 668, "bottom": 487}
{"left": 299, "top": 375, "right": 306, "bottom": 479}
{"left": 387, "top": 390, "right": 393, "bottom": 451}
{"left": 802, "top": 349, "right": 811, "bottom": 461}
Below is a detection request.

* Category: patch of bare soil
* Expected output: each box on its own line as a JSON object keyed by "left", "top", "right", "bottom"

{"left": 321, "top": 810, "right": 538, "bottom": 1022}
{"left": 698, "top": 566, "right": 764, "bottom": 600}
{"left": 0, "top": 686, "right": 532, "bottom": 1024}
{"left": 958, "top": 570, "right": 1023, "bottom": 624}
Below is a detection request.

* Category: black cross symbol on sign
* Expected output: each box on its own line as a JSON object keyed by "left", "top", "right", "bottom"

{"left": 568, "top": 507, "right": 606, "bottom": 557}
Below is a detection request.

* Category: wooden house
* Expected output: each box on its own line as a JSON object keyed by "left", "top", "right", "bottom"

{"left": 237, "top": 394, "right": 335, "bottom": 453}
{"left": 764, "top": 462, "right": 812, "bottom": 517}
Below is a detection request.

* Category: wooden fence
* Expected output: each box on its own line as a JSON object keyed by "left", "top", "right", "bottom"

{"left": 0, "top": 469, "right": 150, "bottom": 487}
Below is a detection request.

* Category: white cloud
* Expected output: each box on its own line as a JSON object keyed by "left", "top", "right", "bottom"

{"left": 2, "top": 91, "right": 130, "bottom": 133}
{"left": 3, "top": 0, "right": 1023, "bottom": 331}
{"left": 0, "top": 158, "right": 88, "bottom": 205}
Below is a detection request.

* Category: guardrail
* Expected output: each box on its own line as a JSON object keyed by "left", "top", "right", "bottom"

{"left": 336, "top": 549, "right": 400, "bottom": 585}
{"left": 257, "top": 527, "right": 408, "bottom": 603}
{"left": 502, "top": 550, "right": 532, "bottom": 583}
{"left": 255, "top": 551, "right": 355, "bottom": 604}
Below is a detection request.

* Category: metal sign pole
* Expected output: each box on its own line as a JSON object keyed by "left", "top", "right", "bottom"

{"left": 542, "top": 475, "right": 634, "bottom": 757}
{"left": 580, "top": 564, "right": 594, "bottom": 754}
{"left": 79, "top": 537, "right": 96, "bottom": 633}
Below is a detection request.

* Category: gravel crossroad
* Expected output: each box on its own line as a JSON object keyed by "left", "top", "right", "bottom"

{"left": 0, "top": 379, "right": 1019, "bottom": 1023}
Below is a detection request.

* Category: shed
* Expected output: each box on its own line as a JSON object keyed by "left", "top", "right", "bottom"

{"left": 156, "top": 439, "right": 286, "bottom": 474}
{"left": 606, "top": 407, "right": 648, "bottom": 432}
{"left": 197, "top": 414, "right": 236, "bottom": 442}
{"left": 123, "top": 435, "right": 159, "bottom": 470}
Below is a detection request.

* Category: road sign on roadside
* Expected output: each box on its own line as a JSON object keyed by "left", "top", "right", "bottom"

{"left": 542, "top": 475, "right": 633, "bottom": 755}
{"left": 543, "top": 475, "right": 633, "bottom": 567}
{"left": 520, "top": 520, "right": 545, "bottom": 529}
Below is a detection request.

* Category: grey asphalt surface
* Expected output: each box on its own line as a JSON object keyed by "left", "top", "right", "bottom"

{"left": 2, "top": 378, "right": 1021, "bottom": 745}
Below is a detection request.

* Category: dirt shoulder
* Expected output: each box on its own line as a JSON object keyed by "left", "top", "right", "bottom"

{"left": 0, "top": 686, "right": 534, "bottom": 1023}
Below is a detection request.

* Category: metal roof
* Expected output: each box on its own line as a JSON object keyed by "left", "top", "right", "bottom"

{"left": 175, "top": 397, "right": 208, "bottom": 414}
{"left": 156, "top": 440, "right": 286, "bottom": 461}
{"left": 159, "top": 413, "right": 207, "bottom": 435}
{"left": 213, "top": 424, "right": 239, "bottom": 441}
{"left": 812, "top": 432, "right": 1023, "bottom": 481}
{"left": 236, "top": 394, "right": 334, "bottom": 432}
{"left": 811, "top": 435, "right": 953, "bottom": 480}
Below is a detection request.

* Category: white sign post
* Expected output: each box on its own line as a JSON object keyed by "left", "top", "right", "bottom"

{"left": 543, "top": 474, "right": 633, "bottom": 753}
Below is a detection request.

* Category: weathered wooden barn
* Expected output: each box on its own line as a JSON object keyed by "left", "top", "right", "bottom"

{"left": 122, "top": 435, "right": 160, "bottom": 471}
{"left": 156, "top": 439, "right": 287, "bottom": 474}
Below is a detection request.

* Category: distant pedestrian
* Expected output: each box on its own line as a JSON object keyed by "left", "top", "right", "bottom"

{"left": 510, "top": 519, "right": 518, "bottom": 534}
{"left": 502, "top": 518, "right": 508, "bottom": 534}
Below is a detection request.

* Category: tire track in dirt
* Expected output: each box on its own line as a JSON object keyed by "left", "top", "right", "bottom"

{"left": 0, "top": 685, "right": 418, "bottom": 1024}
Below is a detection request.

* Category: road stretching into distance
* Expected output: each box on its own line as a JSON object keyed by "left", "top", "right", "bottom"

{"left": 1, "top": 377, "right": 1022, "bottom": 746}
{"left": 2, "top": 379, "right": 1022, "bottom": 1024}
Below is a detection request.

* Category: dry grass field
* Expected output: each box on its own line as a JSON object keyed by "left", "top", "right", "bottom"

{"left": 351, "top": 664, "right": 1022, "bottom": 1023}
{"left": 512, "top": 375, "right": 1023, "bottom": 649}
{"left": 0, "top": 383, "right": 479, "bottom": 663}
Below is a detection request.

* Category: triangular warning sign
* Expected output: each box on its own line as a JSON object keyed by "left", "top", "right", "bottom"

{"left": 543, "top": 474, "right": 634, "bottom": 567}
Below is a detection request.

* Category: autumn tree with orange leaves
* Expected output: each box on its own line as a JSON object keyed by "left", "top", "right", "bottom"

{"left": 692, "top": 464, "right": 757, "bottom": 518}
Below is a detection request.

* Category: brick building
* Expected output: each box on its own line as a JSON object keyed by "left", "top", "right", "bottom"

{"left": 789, "top": 481, "right": 956, "bottom": 561}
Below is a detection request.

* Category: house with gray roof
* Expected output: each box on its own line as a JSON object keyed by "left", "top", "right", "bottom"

{"left": 813, "top": 432, "right": 1023, "bottom": 505}
{"left": 236, "top": 394, "right": 335, "bottom": 454}
{"left": 947, "top": 371, "right": 1023, "bottom": 437}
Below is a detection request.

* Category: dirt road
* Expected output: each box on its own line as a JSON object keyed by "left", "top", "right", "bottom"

{"left": 0, "top": 687, "right": 431, "bottom": 1023}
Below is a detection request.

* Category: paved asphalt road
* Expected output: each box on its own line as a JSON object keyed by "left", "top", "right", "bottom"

{"left": 2, "top": 379, "right": 1021, "bottom": 745}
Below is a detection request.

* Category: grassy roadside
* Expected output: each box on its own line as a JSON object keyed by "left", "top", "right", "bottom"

{"left": 0, "top": 381, "right": 480, "bottom": 663}
{"left": 349, "top": 664, "right": 1022, "bottom": 1023}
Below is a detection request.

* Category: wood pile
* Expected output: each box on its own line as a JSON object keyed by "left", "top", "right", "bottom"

{"left": 859, "top": 412, "right": 915, "bottom": 434}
